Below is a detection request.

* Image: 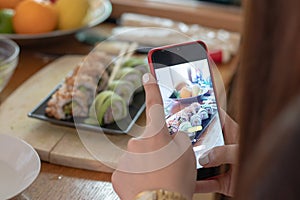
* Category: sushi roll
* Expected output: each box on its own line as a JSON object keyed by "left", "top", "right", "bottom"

{"left": 167, "top": 119, "right": 180, "bottom": 134}
{"left": 46, "top": 88, "right": 89, "bottom": 120}
{"left": 180, "top": 112, "right": 190, "bottom": 122}
{"left": 115, "top": 67, "right": 143, "bottom": 91}
{"left": 121, "top": 57, "right": 149, "bottom": 75}
{"left": 190, "top": 102, "right": 201, "bottom": 113}
{"left": 82, "top": 50, "right": 113, "bottom": 73}
{"left": 183, "top": 107, "right": 195, "bottom": 119}
{"left": 107, "top": 80, "right": 135, "bottom": 105}
{"left": 85, "top": 91, "right": 128, "bottom": 126}
{"left": 45, "top": 49, "right": 114, "bottom": 121}
{"left": 71, "top": 90, "right": 90, "bottom": 117}
{"left": 74, "top": 74, "right": 98, "bottom": 104}
{"left": 197, "top": 108, "right": 209, "bottom": 120}
{"left": 79, "top": 60, "right": 106, "bottom": 81}
{"left": 190, "top": 114, "right": 202, "bottom": 126}
{"left": 179, "top": 121, "right": 192, "bottom": 132}
{"left": 79, "top": 51, "right": 112, "bottom": 86}
{"left": 201, "top": 104, "right": 215, "bottom": 115}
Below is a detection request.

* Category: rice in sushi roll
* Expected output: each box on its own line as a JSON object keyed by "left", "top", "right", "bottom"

{"left": 197, "top": 108, "right": 209, "bottom": 120}
{"left": 190, "top": 114, "right": 202, "bottom": 126}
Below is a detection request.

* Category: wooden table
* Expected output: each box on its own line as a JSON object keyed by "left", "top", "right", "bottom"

{"left": 1, "top": 25, "right": 121, "bottom": 200}
{"left": 1, "top": 23, "right": 237, "bottom": 200}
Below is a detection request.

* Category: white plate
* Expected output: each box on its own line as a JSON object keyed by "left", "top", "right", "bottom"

{"left": 0, "top": 0, "right": 112, "bottom": 46}
{"left": 0, "top": 134, "right": 40, "bottom": 199}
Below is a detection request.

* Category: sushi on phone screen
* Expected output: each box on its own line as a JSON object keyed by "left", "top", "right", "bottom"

{"left": 155, "top": 59, "right": 224, "bottom": 168}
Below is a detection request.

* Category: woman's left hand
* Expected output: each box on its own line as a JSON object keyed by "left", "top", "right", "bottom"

{"left": 112, "top": 73, "right": 197, "bottom": 200}
{"left": 195, "top": 112, "right": 239, "bottom": 197}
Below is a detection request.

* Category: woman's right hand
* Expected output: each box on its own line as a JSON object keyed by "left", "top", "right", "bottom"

{"left": 112, "top": 73, "right": 197, "bottom": 200}
{"left": 195, "top": 112, "right": 239, "bottom": 197}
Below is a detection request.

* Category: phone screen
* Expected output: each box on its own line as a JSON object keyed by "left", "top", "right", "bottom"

{"left": 148, "top": 41, "right": 225, "bottom": 170}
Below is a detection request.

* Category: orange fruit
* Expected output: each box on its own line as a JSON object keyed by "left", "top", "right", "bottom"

{"left": 0, "top": 0, "right": 24, "bottom": 9}
{"left": 13, "top": 0, "right": 58, "bottom": 34}
{"left": 179, "top": 87, "right": 192, "bottom": 98}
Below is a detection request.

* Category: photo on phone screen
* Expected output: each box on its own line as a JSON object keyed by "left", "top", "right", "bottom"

{"left": 148, "top": 41, "right": 225, "bottom": 171}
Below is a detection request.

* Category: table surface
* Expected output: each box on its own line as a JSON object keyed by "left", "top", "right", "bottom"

{"left": 1, "top": 23, "right": 237, "bottom": 200}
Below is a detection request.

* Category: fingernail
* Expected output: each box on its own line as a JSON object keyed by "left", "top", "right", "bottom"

{"left": 142, "top": 73, "right": 150, "bottom": 84}
{"left": 199, "top": 154, "right": 210, "bottom": 166}
{"left": 143, "top": 73, "right": 157, "bottom": 85}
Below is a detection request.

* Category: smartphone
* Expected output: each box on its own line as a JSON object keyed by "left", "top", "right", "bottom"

{"left": 148, "top": 40, "right": 227, "bottom": 180}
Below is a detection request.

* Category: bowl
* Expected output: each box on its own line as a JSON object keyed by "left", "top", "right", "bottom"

{"left": 0, "top": 134, "right": 40, "bottom": 199}
{"left": 0, "top": 38, "right": 19, "bottom": 93}
{"left": 0, "top": 0, "right": 112, "bottom": 46}
{"left": 172, "top": 88, "right": 209, "bottom": 104}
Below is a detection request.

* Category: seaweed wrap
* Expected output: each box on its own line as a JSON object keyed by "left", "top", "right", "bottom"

{"left": 115, "top": 67, "right": 142, "bottom": 91}
{"left": 96, "top": 70, "right": 109, "bottom": 93}
{"left": 107, "top": 80, "right": 135, "bottom": 105}
{"left": 86, "top": 91, "right": 128, "bottom": 126}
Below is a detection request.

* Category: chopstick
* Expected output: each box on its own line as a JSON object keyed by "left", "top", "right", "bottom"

{"left": 108, "top": 42, "right": 138, "bottom": 84}
{"left": 123, "top": 42, "right": 138, "bottom": 62}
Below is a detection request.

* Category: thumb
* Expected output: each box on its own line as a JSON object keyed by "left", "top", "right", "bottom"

{"left": 142, "top": 73, "right": 164, "bottom": 109}
{"left": 142, "top": 73, "right": 168, "bottom": 138}
{"left": 199, "top": 144, "right": 238, "bottom": 167}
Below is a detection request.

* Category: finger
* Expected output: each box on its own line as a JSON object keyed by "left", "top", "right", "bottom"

{"left": 199, "top": 145, "right": 238, "bottom": 167}
{"left": 222, "top": 112, "right": 239, "bottom": 144}
{"left": 142, "top": 73, "right": 164, "bottom": 107}
{"left": 142, "top": 73, "right": 168, "bottom": 138}
{"left": 218, "top": 108, "right": 239, "bottom": 144}
{"left": 195, "top": 179, "right": 220, "bottom": 194}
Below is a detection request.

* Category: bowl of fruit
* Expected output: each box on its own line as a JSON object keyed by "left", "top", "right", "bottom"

{"left": 0, "top": 37, "right": 19, "bottom": 93}
{"left": 0, "top": 0, "right": 112, "bottom": 46}
{"left": 170, "top": 83, "right": 209, "bottom": 104}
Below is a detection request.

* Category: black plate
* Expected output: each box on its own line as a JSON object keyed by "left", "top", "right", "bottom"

{"left": 28, "top": 84, "right": 146, "bottom": 134}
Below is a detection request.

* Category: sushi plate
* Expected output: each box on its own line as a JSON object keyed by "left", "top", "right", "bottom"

{"left": 28, "top": 84, "right": 146, "bottom": 134}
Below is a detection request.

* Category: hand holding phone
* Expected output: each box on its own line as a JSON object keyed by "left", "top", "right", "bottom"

{"left": 148, "top": 40, "right": 227, "bottom": 180}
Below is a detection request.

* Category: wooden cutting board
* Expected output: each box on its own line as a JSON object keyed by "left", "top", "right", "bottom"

{"left": 0, "top": 55, "right": 145, "bottom": 173}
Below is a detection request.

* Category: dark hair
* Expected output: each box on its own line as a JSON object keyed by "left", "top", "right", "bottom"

{"left": 236, "top": 0, "right": 300, "bottom": 197}
{"left": 236, "top": 95, "right": 300, "bottom": 199}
